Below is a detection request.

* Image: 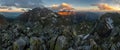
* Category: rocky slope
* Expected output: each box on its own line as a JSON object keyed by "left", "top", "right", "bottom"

{"left": 0, "top": 7, "right": 120, "bottom": 50}
{"left": 18, "top": 7, "right": 56, "bottom": 22}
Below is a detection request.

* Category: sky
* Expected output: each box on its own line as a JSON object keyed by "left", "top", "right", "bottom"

{"left": 43, "top": 0, "right": 120, "bottom": 11}
{"left": 0, "top": 0, "right": 120, "bottom": 12}
{"left": 43, "top": 0, "right": 101, "bottom": 7}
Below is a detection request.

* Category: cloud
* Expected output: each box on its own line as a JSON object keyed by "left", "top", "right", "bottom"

{"left": 0, "top": 6, "right": 30, "bottom": 12}
{"left": 92, "top": 3, "right": 116, "bottom": 10}
{"left": 0, "top": 6, "right": 8, "bottom": 9}
{"left": 51, "top": 3, "right": 74, "bottom": 11}
{"left": 0, "top": 8, "right": 24, "bottom": 12}
{"left": 51, "top": 4, "right": 59, "bottom": 8}
{"left": 0, "top": 0, "right": 43, "bottom": 8}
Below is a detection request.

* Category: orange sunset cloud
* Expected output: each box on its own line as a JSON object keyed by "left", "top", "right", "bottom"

{"left": 92, "top": 3, "right": 120, "bottom": 11}
{"left": 51, "top": 3, "right": 74, "bottom": 11}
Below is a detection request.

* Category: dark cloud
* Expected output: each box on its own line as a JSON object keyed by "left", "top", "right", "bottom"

{"left": 0, "top": 0, "right": 43, "bottom": 8}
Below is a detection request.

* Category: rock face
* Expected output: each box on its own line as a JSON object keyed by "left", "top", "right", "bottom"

{"left": 90, "top": 12, "right": 120, "bottom": 38}
{"left": 17, "top": 7, "right": 62, "bottom": 28}
{"left": 100, "top": 12, "right": 120, "bottom": 26}
{"left": 13, "top": 37, "right": 27, "bottom": 50}
{"left": 0, "top": 7, "right": 120, "bottom": 50}
{"left": 18, "top": 7, "right": 55, "bottom": 22}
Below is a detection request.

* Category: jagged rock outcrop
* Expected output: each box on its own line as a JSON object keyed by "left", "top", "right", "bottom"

{"left": 18, "top": 7, "right": 57, "bottom": 22}
{"left": 100, "top": 12, "right": 120, "bottom": 26}
{"left": 18, "top": 7, "right": 63, "bottom": 28}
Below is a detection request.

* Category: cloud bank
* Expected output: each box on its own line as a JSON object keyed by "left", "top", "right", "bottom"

{"left": 51, "top": 3, "right": 74, "bottom": 11}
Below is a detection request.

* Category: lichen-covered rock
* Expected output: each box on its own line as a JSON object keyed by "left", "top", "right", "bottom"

{"left": 49, "top": 35, "right": 68, "bottom": 50}
{"left": 30, "top": 37, "right": 45, "bottom": 50}
{"left": 30, "top": 37, "right": 40, "bottom": 50}
{"left": 56, "top": 36, "right": 68, "bottom": 50}
{"left": 68, "top": 47, "right": 74, "bottom": 50}
{"left": 13, "top": 37, "right": 27, "bottom": 50}
{"left": 49, "top": 36, "right": 58, "bottom": 50}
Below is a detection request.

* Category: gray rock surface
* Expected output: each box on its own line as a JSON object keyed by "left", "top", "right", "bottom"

{"left": 0, "top": 8, "right": 120, "bottom": 50}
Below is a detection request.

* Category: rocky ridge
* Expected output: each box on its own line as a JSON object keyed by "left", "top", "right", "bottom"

{"left": 0, "top": 7, "right": 120, "bottom": 50}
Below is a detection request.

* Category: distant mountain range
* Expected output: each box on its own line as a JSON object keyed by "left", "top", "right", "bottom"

{"left": 0, "top": 12, "right": 22, "bottom": 18}
{"left": 71, "top": 12, "right": 105, "bottom": 24}
{"left": 0, "top": 7, "right": 120, "bottom": 26}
